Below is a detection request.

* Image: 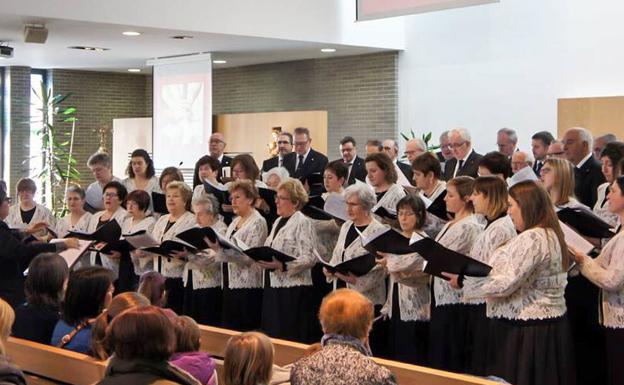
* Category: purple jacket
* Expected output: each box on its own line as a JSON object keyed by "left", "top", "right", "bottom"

{"left": 169, "top": 352, "right": 216, "bottom": 385}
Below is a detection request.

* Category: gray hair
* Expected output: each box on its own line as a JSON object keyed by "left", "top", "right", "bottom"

{"left": 192, "top": 195, "right": 220, "bottom": 216}
{"left": 567, "top": 127, "right": 594, "bottom": 149}
{"left": 439, "top": 130, "right": 449, "bottom": 142}
{"left": 406, "top": 138, "right": 426, "bottom": 152}
{"left": 87, "top": 152, "right": 112, "bottom": 168}
{"left": 596, "top": 133, "right": 617, "bottom": 143}
{"left": 262, "top": 167, "right": 290, "bottom": 184}
{"left": 449, "top": 127, "right": 471, "bottom": 143}
{"left": 66, "top": 185, "right": 86, "bottom": 200}
{"left": 343, "top": 183, "right": 377, "bottom": 212}
{"left": 498, "top": 128, "right": 518, "bottom": 144}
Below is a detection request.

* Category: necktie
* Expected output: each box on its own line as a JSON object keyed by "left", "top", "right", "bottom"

{"left": 278, "top": 157, "right": 283, "bottom": 168}
{"left": 455, "top": 159, "right": 464, "bottom": 177}
{"left": 296, "top": 154, "right": 304, "bottom": 175}
{"left": 344, "top": 162, "right": 353, "bottom": 186}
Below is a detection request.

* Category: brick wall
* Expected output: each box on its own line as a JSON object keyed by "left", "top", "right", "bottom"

{"left": 50, "top": 69, "right": 152, "bottom": 185}
{"left": 4, "top": 66, "right": 31, "bottom": 194}
{"left": 213, "top": 52, "right": 398, "bottom": 160}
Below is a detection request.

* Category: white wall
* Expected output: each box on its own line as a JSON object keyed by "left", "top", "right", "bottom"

{"left": 398, "top": 0, "right": 624, "bottom": 153}
{"left": 2, "top": 0, "right": 404, "bottom": 50}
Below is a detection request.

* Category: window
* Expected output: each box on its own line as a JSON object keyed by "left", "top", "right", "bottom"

{"left": 30, "top": 69, "right": 47, "bottom": 194}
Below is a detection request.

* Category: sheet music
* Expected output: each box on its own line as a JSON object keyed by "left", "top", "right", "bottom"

{"left": 125, "top": 232, "right": 160, "bottom": 249}
{"left": 560, "top": 221, "right": 595, "bottom": 255}
{"left": 507, "top": 166, "right": 539, "bottom": 187}
{"left": 409, "top": 231, "right": 426, "bottom": 245}
{"left": 324, "top": 193, "right": 349, "bottom": 222}
{"left": 205, "top": 179, "right": 228, "bottom": 191}
{"left": 51, "top": 239, "right": 92, "bottom": 269}
{"left": 395, "top": 162, "right": 412, "bottom": 187}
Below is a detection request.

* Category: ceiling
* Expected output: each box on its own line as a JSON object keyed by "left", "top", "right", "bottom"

{"left": 0, "top": 14, "right": 392, "bottom": 73}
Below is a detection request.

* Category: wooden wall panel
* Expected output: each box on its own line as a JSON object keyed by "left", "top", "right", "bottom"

{"left": 558, "top": 96, "right": 624, "bottom": 138}
{"left": 215, "top": 111, "right": 328, "bottom": 167}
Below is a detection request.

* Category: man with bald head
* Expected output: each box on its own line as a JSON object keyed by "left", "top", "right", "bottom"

{"left": 208, "top": 132, "right": 232, "bottom": 180}
{"left": 497, "top": 128, "right": 518, "bottom": 158}
{"left": 383, "top": 138, "right": 413, "bottom": 184}
{"left": 593, "top": 133, "right": 617, "bottom": 162}
{"left": 562, "top": 127, "right": 605, "bottom": 207}
{"left": 404, "top": 138, "right": 426, "bottom": 164}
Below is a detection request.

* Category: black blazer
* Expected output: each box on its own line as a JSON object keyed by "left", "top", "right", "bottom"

{"left": 217, "top": 155, "right": 232, "bottom": 182}
{"left": 344, "top": 156, "right": 367, "bottom": 185}
{"left": 532, "top": 159, "right": 544, "bottom": 176}
{"left": 396, "top": 161, "right": 414, "bottom": 185}
{"left": 443, "top": 150, "right": 483, "bottom": 181}
{"left": 574, "top": 155, "right": 606, "bottom": 208}
{"left": 261, "top": 156, "right": 279, "bottom": 173}
{"left": 283, "top": 148, "right": 328, "bottom": 195}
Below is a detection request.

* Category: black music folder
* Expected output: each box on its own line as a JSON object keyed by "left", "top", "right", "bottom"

{"left": 258, "top": 187, "right": 278, "bottom": 217}
{"left": 244, "top": 246, "right": 296, "bottom": 265}
{"left": 98, "top": 230, "right": 156, "bottom": 254}
{"left": 360, "top": 228, "right": 414, "bottom": 255}
{"left": 151, "top": 191, "right": 169, "bottom": 214}
{"left": 374, "top": 206, "right": 397, "bottom": 221}
{"left": 203, "top": 180, "right": 230, "bottom": 206}
{"left": 319, "top": 253, "right": 377, "bottom": 277}
{"left": 556, "top": 206, "right": 615, "bottom": 239}
{"left": 176, "top": 226, "right": 243, "bottom": 252}
{"left": 67, "top": 219, "right": 122, "bottom": 243}
{"left": 142, "top": 240, "right": 197, "bottom": 259}
{"left": 409, "top": 235, "right": 492, "bottom": 279}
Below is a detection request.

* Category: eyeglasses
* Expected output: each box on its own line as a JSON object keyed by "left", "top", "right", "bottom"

{"left": 103, "top": 192, "right": 118, "bottom": 198}
{"left": 209, "top": 139, "right": 224, "bottom": 144}
{"left": 398, "top": 211, "right": 416, "bottom": 217}
{"left": 440, "top": 144, "right": 452, "bottom": 149}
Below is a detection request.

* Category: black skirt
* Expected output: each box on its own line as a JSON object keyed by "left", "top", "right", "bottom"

{"left": 605, "top": 327, "right": 624, "bottom": 385}
{"left": 164, "top": 277, "right": 184, "bottom": 315}
{"left": 261, "top": 271, "right": 316, "bottom": 343}
{"left": 387, "top": 283, "right": 428, "bottom": 365}
{"left": 486, "top": 316, "right": 576, "bottom": 385}
{"left": 463, "top": 303, "right": 489, "bottom": 376}
{"left": 221, "top": 263, "right": 263, "bottom": 331}
{"left": 428, "top": 303, "right": 467, "bottom": 373}
{"left": 183, "top": 270, "right": 222, "bottom": 326}
{"left": 565, "top": 275, "right": 606, "bottom": 385}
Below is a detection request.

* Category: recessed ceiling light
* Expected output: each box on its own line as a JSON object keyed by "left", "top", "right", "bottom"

{"left": 127, "top": 68, "right": 141, "bottom": 72}
{"left": 212, "top": 60, "right": 227, "bottom": 64}
{"left": 171, "top": 35, "right": 194, "bottom": 40}
{"left": 321, "top": 48, "right": 336, "bottom": 53}
{"left": 68, "top": 46, "right": 110, "bottom": 51}
{"left": 122, "top": 31, "right": 141, "bottom": 36}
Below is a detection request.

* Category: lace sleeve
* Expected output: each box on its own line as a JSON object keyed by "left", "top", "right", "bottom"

{"left": 351, "top": 264, "right": 387, "bottom": 293}
{"left": 464, "top": 230, "right": 546, "bottom": 298}
{"left": 285, "top": 217, "right": 318, "bottom": 276}
{"left": 580, "top": 234, "right": 624, "bottom": 292}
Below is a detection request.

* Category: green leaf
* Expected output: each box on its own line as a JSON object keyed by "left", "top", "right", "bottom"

{"left": 400, "top": 133, "right": 409, "bottom": 141}
{"left": 410, "top": 129, "right": 415, "bottom": 139}
{"left": 64, "top": 117, "right": 77, "bottom": 123}
{"left": 62, "top": 107, "right": 76, "bottom": 115}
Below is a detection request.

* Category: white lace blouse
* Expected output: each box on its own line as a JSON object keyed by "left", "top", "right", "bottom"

{"left": 593, "top": 182, "right": 620, "bottom": 229}
{"left": 123, "top": 216, "right": 157, "bottom": 275}
{"left": 7, "top": 203, "right": 56, "bottom": 229}
{"left": 151, "top": 211, "right": 197, "bottom": 278}
{"left": 56, "top": 212, "right": 92, "bottom": 238}
{"left": 329, "top": 219, "right": 389, "bottom": 305}
{"left": 464, "top": 228, "right": 568, "bottom": 321}
{"left": 264, "top": 211, "right": 318, "bottom": 288}
{"left": 372, "top": 184, "right": 406, "bottom": 221}
{"left": 579, "top": 231, "right": 624, "bottom": 328}
{"left": 86, "top": 207, "right": 128, "bottom": 271}
{"left": 463, "top": 215, "right": 517, "bottom": 305}
{"left": 219, "top": 209, "right": 268, "bottom": 289}
{"left": 183, "top": 220, "right": 228, "bottom": 290}
{"left": 381, "top": 246, "right": 430, "bottom": 322}
{"left": 123, "top": 176, "right": 162, "bottom": 214}
{"left": 433, "top": 215, "right": 483, "bottom": 307}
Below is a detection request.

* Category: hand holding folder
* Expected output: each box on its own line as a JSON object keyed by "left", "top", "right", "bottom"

{"left": 67, "top": 220, "right": 122, "bottom": 244}
{"left": 358, "top": 227, "right": 414, "bottom": 255}
{"left": 318, "top": 252, "right": 377, "bottom": 277}
{"left": 556, "top": 206, "right": 615, "bottom": 239}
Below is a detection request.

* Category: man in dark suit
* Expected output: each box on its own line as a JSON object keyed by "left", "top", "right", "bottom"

{"left": 563, "top": 127, "right": 606, "bottom": 207}
{"left": 208, "top": 133, "right": 232, "bottom": 180}
{"left": 337, "top": 136, "right": 366, "bottom": 186}
{"left": 283, "top": 127, "right": 328, "bottom": 195}
{"left": 262, "top": 132, "right": 293, "bottom": 172}
{"left": 443, "top": 128, "right": 483, "bottom": 180}
{"left": 382, "top": 138, "right": 413, "bottom": 184}
{"left": 531, "top": 131, "right": 555, "bottom": 176}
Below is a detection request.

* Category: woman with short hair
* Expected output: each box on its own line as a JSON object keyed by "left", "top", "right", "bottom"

{"left": 192, "top": 156, "right": 222, "bottom": 201}
{"left": 594, "top": 141, "right": 624, "bottom": 228}
{"left": 7, "top": 177, "right": 56, "bottom": 231}
{"left": 96, "top": 306, "right": 200, "bottom": 385}
{"left": 56, "top": 185, "right": 92, "bottom": 238}
{"left": 291, "top": 289, "right": 397, "bottom": 385}
{"left": 13, "top": 253, "right": 69, "bottom": 344}
{"left": 365, "top": 153, "right": 405, "bottom": 225}
{"left": 259, "top": 178, "right": 318, "bottom": 343}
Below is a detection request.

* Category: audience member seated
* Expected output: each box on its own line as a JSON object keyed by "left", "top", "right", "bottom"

{"left": 91, "top": 292, "right": 150, "bottom": 360}
{"left": 0, "top": 298, "right": 26, "bottom": 385}
{"left": 56, "top": 185, "right": 92, "bottom": 238}
{"left": 85, "top": 153, "right": 122, "bottom": 212}
{"left": 531, "top": 131, "right": 555, "bottom": 175}
{"left": 338, "top": 136, "right": 367, "bottom": 186}
{"left": 223, "top": 331, "right": 274, "bottom": 385}
{"left": 159, "top": 167, "right": 185, "bottom": 192}
{"left": 478, "top": 151, "right": 512, "bottom": 180}
{"left": 594, "top": 141, "right": 624, "bottom": 228}
{"left": 291, "top": 289, "right": 397, "bottom": 385}
{"left": 12, "top": 253, "right": 68, "bottom": 344}
{"left": 262, "top": 167, "right": 290, "bottom": 190}
{"left": 123, "top": 149, "right": 161, "bottom": 214}
{"left": 96, "top": 306, "right": 200, "bottom": 385}
{"left": 443, "top": 128, "right": 483, "bottom": 180}
{"left": 546, "top": 140, "right": 566, "bottom": 159}
{"left": 170, "top": 316, "right": 217, "bottom": 385}
{"left": 138, "top": 271, "right": 168, "bottom": 307}
{"left": 51, "top": 266, "right": 114, "bottom": 355}
{"left": 262, "top": 132, "right": 293, "bottom": 172}
{"left": 7, "top": 177, "right": 55, "bottom": 233}
{"left": 365, "top": 139, "right": 383, "bottom": 155}
{"left": 192, "top": 156, "right": 221, "bottom": 201}
{"left": 496, "top": 128, "right": 518, "bottom": 158}
{"left": 593, "top": 133, "right": 618, "bottom": 162}
{"left": 563, "top": 127, "right": 606, "bottom": 207}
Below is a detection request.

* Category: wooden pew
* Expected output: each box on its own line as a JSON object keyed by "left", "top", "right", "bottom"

{"left": 6, "top": 337, "right": 106, "bottom": 385}
{"left": 197, "top": 325, "right": 502, "bottom": 385}
{"left": 8, "top": 328, "right": 502, "bottom": 385}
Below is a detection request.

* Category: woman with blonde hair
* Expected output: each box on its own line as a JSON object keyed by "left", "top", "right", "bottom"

{"left": 224, "top": 332, "right": 274, "bottom": 385}
{"left": 540, "top": 158, "right": 585, "bottom": 209}
{"left": 0, "top": 298, "right": 26, "bottom": 385}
